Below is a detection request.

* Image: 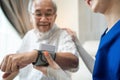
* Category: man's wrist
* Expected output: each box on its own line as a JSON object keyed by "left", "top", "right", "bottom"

{"left": 31, "top": 50, "right": 39, "bottom": 63}
{"left": 32, "top": 50, "right": 56, "bottom": 66}
{"left": 32, "top": 50, "right": 49, "bottom": 66}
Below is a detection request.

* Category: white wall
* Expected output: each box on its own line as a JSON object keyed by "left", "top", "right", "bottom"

{"left": 54, "top": 0, "right": 80, "bottom": 37}
{"left": 78, "top": 0, "right": 107, "bottom": 43}
{"left": 54, "top": 0, "right": 107, "bottom": 43}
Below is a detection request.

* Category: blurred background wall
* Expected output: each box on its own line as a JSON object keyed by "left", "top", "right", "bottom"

{"left": 54, "top": 0, "right": 107, "bottom": 43}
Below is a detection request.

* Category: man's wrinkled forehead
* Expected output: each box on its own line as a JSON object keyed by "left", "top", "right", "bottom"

{"left": 32, "top": 0, "right": 55, "bottom": 13}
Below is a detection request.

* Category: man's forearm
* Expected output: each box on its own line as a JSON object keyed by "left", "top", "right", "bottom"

{"left": 55, "top": 53, "right": 79, "bottom": 70}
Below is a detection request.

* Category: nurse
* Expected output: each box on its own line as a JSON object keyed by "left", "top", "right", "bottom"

{"left": 69, "top": 0, "right": 120, "bottom": 79}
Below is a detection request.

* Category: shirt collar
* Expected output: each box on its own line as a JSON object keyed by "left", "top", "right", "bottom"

{"left": 33, "top": 24, "right": 59, "bottom": 42}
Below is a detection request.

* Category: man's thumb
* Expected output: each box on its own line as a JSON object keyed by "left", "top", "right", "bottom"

{"left": 2, "top": 73, "right": 11, "bottom": 78}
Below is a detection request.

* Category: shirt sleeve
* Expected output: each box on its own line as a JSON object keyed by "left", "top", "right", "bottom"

{"left": 58, "top": 30, "right": 79, "bottom": 72}
{"left": 17, "top": 31, "right": 32, "bottom": 53}
{"left": 58, "top": 30, "right": 79, "bottom": 57}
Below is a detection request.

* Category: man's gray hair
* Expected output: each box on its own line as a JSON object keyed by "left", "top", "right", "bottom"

{"left": 28, "top": 0, "right": 57, "bottom": 14}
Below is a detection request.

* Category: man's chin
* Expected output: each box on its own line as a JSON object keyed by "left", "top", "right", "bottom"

{"left": 38, "top": 28, "right": 49, "bottom": 33}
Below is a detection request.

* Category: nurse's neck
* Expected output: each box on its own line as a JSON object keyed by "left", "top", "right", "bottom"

{"left": 104, "top": 2, "right": 120, "bottom": 30}
{"left": 105, "top": 19, "right": 120, "bottom": 33}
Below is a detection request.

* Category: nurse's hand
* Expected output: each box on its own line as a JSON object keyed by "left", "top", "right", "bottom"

{"left": 62, "top": 28, "right": 77, "bottom": 41}
{"left": 34, "top": 52, "right": 71, "bottom": 80}
{"left": 2, "top": 70, "right": 19, "bottom": 80}
{"left": 33, "top": 52, "right": 60, "bottom": 75}
{"left": 34, "top": 53, "right": 72, "bottom": 80}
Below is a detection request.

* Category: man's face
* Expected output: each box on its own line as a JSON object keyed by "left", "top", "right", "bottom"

{"left": 31, "top": 0, "right": 57, "bottom": 32}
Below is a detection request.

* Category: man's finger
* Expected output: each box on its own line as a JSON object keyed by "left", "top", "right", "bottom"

{"left": 5, "top": 56, "right": 12, "bottom": 73}
{"left": 11, "top": 62, "right": 19, "bottom": 72}
{"left": 0, "top": 62, "right": 2, "bottom": 69}
{"left": 1, "top": 58, "right": 7, "bottom": 72}
{"left": 2, "top": 73, "right": 11, "bottom": 78}
{"left": 2, "top": 71, "right": 19, "bottom": 80}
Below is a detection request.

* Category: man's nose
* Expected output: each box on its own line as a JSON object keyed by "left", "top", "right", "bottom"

{"left": 40, "top": 16, "right": 48, "bottom": 21}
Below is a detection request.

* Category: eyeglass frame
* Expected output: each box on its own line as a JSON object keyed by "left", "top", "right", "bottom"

{"left": 31, "top": 10, "right": 56, "bottom": 19}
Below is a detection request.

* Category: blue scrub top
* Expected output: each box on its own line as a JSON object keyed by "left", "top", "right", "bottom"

{"left": 93, "top": 20, "right": 120, "bottom": 80}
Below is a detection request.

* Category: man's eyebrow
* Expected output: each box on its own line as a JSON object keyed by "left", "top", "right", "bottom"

{"left": 47, "top": 9, "right": 52, "bottom": 11}
{"left": 35, "top": 10, "right": 41, "bottom": 12}
{"left": 46, "top": 9, "right": 54, "bottom": 12}
{"left": 34, "top": 9, "right": 54, "bottom": 13}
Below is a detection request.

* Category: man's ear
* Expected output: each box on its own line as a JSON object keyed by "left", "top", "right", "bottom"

{"left": 54, "top": 14, "right": 57, "bottom": 21}
{"left": 29, "top": 14, "right": 34, "bottom": 27}
{"left": 30, "top": 14, "right": 33, "bottom": 23}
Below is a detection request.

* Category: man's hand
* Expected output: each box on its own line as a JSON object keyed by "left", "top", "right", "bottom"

{"left": 2, "top": 71, "right": 19, "bottom": 80}
{"left": 0, "top": 50, "right": 38, "bottom": 73}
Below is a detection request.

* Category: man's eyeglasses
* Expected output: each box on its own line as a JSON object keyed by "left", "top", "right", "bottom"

{"left": 32, "top": 12, "right": 55, "bottom": 19}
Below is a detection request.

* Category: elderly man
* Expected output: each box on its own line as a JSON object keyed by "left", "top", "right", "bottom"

{"left": 0, "top": 0, "right": 79, "bottom": 80}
